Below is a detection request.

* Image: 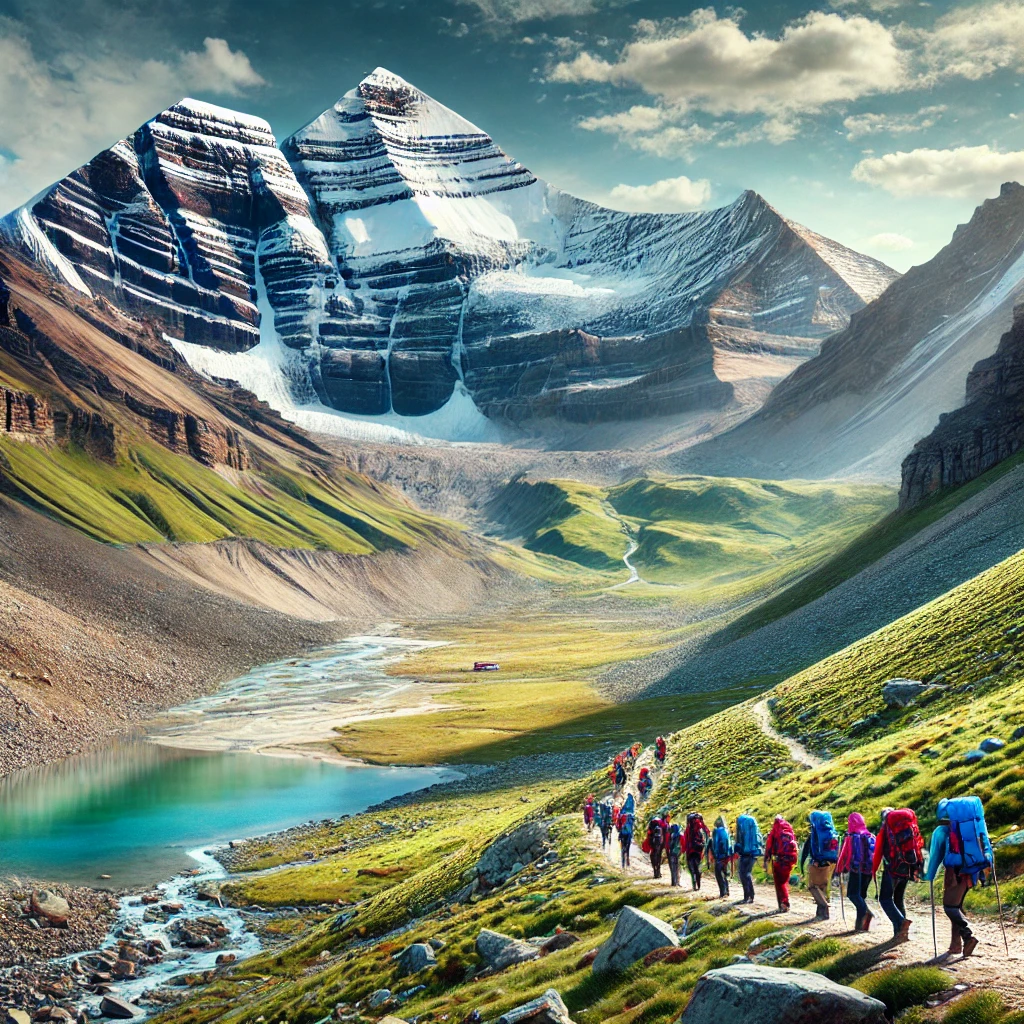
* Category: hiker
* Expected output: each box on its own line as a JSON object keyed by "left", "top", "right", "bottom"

{"left": 598, "top": 800, "right": 613, "bottom": 848}
{"left": 666, "top": 821, "right": 683, "bottom": 887}
{"left": 684, "top": 811, "right": 711, "bottom": 891}
{"left": 618, "top": 794, "right": 636, "bottom": 869}
{"left": 612, "top": 801, "right": 622, "bottom": 829}
{"left": 836, "top": 812, "right": 876, "bottom": 932}
{"left": 710, "top": 816, "right": 734, "bottom": 898}
{"left": 583, "top": 795, "right": 595, "bottom": 832}
{"left": 800, "top": 810, "right": 840, "bottom": 921}
{"left": 614, "top": 759, "right": 628, "bottom": 790}
{"left": 638, "top": 766, "right": 653, "bottom": 800}
{"left": 764, "top": 815, "right": 799, "bottom": 912}
{"left": 734, "top": 812, "right": 764, "bottom": 904}
{"left": 922, "top": 797, "right": 992, "bottom": 958}
{"left": 644, "top": 811, "right": 668, "bottom": 879}
{"left": 872, "top": 806, "right": 924, "bottom": 942}
{"left": 655, "top": 735, "right": 667, "bottom": 764}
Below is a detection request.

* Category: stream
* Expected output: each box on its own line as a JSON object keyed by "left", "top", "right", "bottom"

{"left": 0, "top": 636, "right": 458, "bottom": 1014}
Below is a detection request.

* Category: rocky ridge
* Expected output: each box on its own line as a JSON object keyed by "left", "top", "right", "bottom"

{"left": 900, "top": 303, "right": 1024, "bottom": 507}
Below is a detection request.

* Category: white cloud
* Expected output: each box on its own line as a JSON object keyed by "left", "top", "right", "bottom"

{"left": 918, "top": 1, "right": 1024, "bottom": 82}
{"left": 843, "top": 105, "right": 945, "bottom": 139}
{"left": 852, "top": 145, "right": 1024, "bottom": 198}
{"left": 606, "top": 175, "right": 712, "bottom": 212}
{"left": 0, "top": 30, "right": 265, "bottom": 214}
{"left": 578, "top": 105, "right": 717, "bottom": 156}
{"left": 551, "top": 9, "right": 909, "bottom": 116}
{"left": 460, "top": 0, "right": 635, "bottom": 22}
{"left": 865, "top": 231, "right": 914, "bottom": 251}
{"left": 180, "top": 37, "right": 265, "bottom": 95}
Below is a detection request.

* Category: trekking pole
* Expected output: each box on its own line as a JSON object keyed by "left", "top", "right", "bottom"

{"left": 991, "top": 860, "right": 1011, "bottom": 958}
{"left": 839, "top": 872, "right": 846, "bottom": 925}
{"left": 929, "top": 878, "right": 938, "bottom": 959}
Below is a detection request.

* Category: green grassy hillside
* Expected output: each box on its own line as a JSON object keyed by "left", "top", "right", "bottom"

{"left": 490, "top": 475, "right": 894, "bottom": 600}
{"left": 0, "top": 432, "right": 457, "bottom": 554}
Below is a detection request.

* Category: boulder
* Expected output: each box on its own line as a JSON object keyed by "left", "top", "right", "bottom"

{"left": 5, "top": 1011, "right": 31, "bottom": 1024}
{"left": 996, "top": 829, "right": 1024, "bottom": 848}
{"left": 964, "top": 749, "right": 987, "bottom": 764}
{"left": 99, "top": 996, "right": 142, "bottom": 1020}
{"left": 679, "top": 964, "right": 887, "bottom": 1024}
{"left": 30, "top": 889, "right": 70, "bottom": 926}
{"left": 881, "top": 679, "right": 934, "bottom": 708}
{"left": 368, "top": 989, "right": 393, "bottom": 1009}
{"left": 592, "top": 906, "right": 679, "bottom": 975}
{"left": 495, "top": 988, "right": 573, "bottom": 1024}
{"left": 393, "top": 943, "right": 436, "bottom": 976}
{"left": 1012, "top": 725, "right": 1024, "bottom": 742}
{"left": 540, "top": 931, "right": 580, "bottom": 954}
{"left": 475, "top": 820, "right": 553, "bottom": 889}
{"left": 476, "top": 929, "right": 541, "bottom": 971}
{"left": 980, "top": 737, "right": 1007, "bottom": 753}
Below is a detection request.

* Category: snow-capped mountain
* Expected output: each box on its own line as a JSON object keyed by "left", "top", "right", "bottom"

{"left": 1, "top": 68, "right": 897, "bottom": 439}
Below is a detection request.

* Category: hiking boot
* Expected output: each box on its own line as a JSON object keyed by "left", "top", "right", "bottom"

{"left": 948, "top": 936, "right": 963, "bottom": 956}
{"left": 962, "top": 936, "right": 979, "bottom": 958}
{"left": 896, "top": 919, "right": 912, "bottom": 943}
{"left": 861, "top": 911, "right": 873, "bottom": 932}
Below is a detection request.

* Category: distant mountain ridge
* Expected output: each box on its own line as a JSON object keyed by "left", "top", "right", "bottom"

{"left": 680, "top": 181, "right": 1024, "bottom": 481}
{"left": 1, "top": 68, "right": 896, "bottom": 438}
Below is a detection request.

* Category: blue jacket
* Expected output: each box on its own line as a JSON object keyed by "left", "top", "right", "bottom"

{"left": 922, "top": 824, "right": 950, "bottom": 883}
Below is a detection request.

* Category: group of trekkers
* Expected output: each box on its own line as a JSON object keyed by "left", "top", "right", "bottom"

{"left": 585, "top": 737, "right": 1000, "bottom": 959}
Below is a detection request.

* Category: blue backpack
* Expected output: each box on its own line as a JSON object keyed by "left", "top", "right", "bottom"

{"left": 736, "top": 814, "right": 763, "bottom": 856}
{"left": 809, "top": 810, "right": 839, "bottom": 864}
{"left": 942, "top": 796, "right": 993, "bottom": 881}
{"left": 713, "top": 826, "right": 732, "bottom": 860}
{"left": 619, "top": 813, "right": 634, "bottom": 839}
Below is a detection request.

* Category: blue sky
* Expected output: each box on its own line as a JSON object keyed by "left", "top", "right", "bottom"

{"left": 1, "top": 0, "right": 1023, "bottom": 270}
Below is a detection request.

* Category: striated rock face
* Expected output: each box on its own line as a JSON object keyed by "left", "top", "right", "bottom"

{"left": 4, "top": 69, "right": 896, "bottom": 432}
{"left": 900, "top": 303, "right": 1024, "bottom": 507}
{"left": 3, "top": 387, "right": 52, "bottom": 437}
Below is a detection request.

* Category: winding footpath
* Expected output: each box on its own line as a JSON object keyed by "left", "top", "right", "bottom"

{"left": 750, "top": 700, "right": 825, "bottom": 769}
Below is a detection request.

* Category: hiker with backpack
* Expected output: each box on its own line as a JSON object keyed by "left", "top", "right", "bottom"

{"left": 666, "top": 821, "right": 684, "bottom": 887}
{"left": 618, "top": 794, "right": 636, "bottom": 869}
{"left": 734, "top": 813, "right": 764, "bottom": 904}
{"left": 684, "top": 812, "right": 711, "bottom": 890}
{"left": 872, "top": 806, "right": 924, "bottom": 942}
{"left": 836, "top": 812, "right": 876, "bottom": 932}
{"left": 710, "top": 816, "right": 734, "bottom": 898}
{"left": 655, "top": 736, "right": 667, "bottom": 764}
{"left": 800, "top": 810, "right": 840, "bottom": 921}
{"left": 598, "top": 800, "right": 614, "bottom": 848}
{"left": 638, "top": 767, "right": 653, "bottom": 800}
{"left": 922, "top": 797, "right": 993, "bottom": 958}
{"left": 764, "top": 815, "right": 799, "bottom": 912}
{"left": 614, "top": 759, "right": 628, "bottom": 790}
{"left": 644, "top": 811, "right": 669, "bottom": 879}
{"left": 583, "top": 795, "right": 596, "bottom": 832}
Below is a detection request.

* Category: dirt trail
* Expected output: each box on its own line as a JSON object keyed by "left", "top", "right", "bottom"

{"left": 583, "top": 787, "right": 1024, "bottom": 1009}
{"left": 751, "top": 699, "right": 825, "bottom": 769}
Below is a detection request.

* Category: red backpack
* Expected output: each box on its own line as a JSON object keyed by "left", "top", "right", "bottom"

{"left": 883, "top": 808, "right": 924, "bottom": 879}
{"left": 770, "top": 819, "right": 798, "bottom": 865}
{"left": 686, "top": 813, "right": 708, "bottom": 855}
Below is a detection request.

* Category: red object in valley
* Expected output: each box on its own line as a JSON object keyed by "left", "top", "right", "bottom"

{"left": 473, "top": 662, "right": 500, "bottom": 671}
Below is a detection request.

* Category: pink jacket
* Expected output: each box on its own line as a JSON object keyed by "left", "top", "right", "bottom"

{"left": 836, "top": 812, "right": 875, "bottom": 874}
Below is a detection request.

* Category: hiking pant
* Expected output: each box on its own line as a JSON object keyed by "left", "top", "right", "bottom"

{"left": 807, "top": 862, "right": 833, "bottom": 918}
{"left": 667, "top": 853, "right": 681, "bottom": 887}
{"left": 738, "top": 854, "right": 756, "bottom": 902}
{"left": 714, "top": 860, "right": 730, "bottom": 897}
{"left": 650, "top": 844, "right": 663, "bottom": 879}
{"left": 847, "top": 871, "right": 871, "bottom": 927}
{"left": 772, "top": 860, "right": 793, "bottom": 909}
{"left": 620, "top": 837, "right": 631, "bottom": 868}
{"left": 600, "top": 825, "right": 611, "bottom": 847}
{"left": 879, "top": 870, "right": 909, "bottom": 936}
{"left": 686, "top": 854, "right": 703, "bottom": 890}
{"left": 943, "top": 869, "right": 974, "bottom": 944}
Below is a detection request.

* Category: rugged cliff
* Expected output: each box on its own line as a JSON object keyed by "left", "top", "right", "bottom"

{"left": 900, "top": 303, "right": 1024, "bottom": 507}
